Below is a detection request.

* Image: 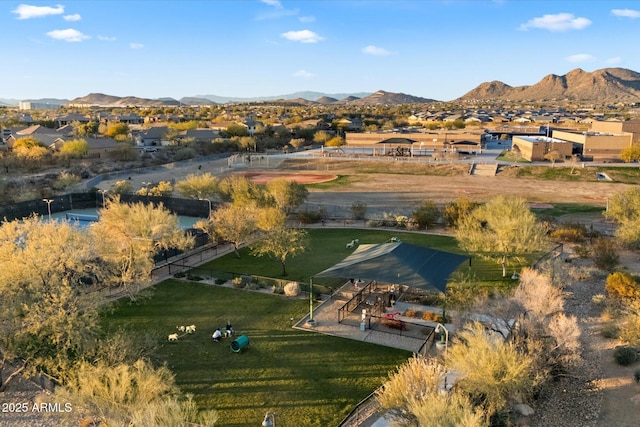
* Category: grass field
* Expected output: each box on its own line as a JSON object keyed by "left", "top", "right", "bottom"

{"left": 102, "top": 228, "right": 549, "bottom": 425}
{"left": 193, "top": 228, "right": 518, "bottom": 290}
{"left": 103, "top": 280, "right": 412, "bottom": 426}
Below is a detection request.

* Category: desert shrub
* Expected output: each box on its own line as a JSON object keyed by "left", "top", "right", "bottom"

{"left": 592, "top": 294, "right": 607, "bottom": 306}
{"left": 174, "top": 147, "right": 197, "bottom": 161}
{"left": 573, "top": 243, "right": 591, "bottom": 258}
{"left": 297, "top": 208, "right": 325, "bottom": 224}
{"left": 619, "top": 310, "right": 640, "bottom": 346}
{"left": 613, "top": 346, "right": 639, "bottom": 366}
{"left": 404, "top": 309, "right": 420, "bottom": 318}
{"left": 592, "top": 238, "right": 619, "bottom": 271}
{"left": 411, "top": 200, "right": 440, "bottom": 229}
{"left": 214, "top": 278, "right": 226, "bottom": 285}
{"left": 284, "top": 281, "right": 300, "bottom": 297}
{"left": 245, "top": 281, "right": 260, "bottom": 290}
{"left": 606, "top": 272, "right": 640, "bottom": 301}
{"left": 635, "top": 369, "right": 640, "bottom": 383}
{"left": 271, "top": 285, "right": 284, "bottom": 295}
{"left": 567, "top": 265, "right": 595, "bottom": 281}
{"left": 599, "top": 322, "right": 619, "bottom": 339}
{"left": 422, "top": 311, "right": 443, "bottom": 322}
{"left": 395, "top": 215, "right": 409, "bottom": 228}
{"left": 366, "top": 219, "right": 384, "bottom": 228}
{"left": 350, "top": 200, "right": 367, "bottom": 220}
{"left": 550, "top": 223, "right": 588, "bottom": 243}
{"left": 232, "top": 277, "right": 245, "bottom": 288}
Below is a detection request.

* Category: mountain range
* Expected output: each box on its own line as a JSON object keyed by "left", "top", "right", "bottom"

{"left": 3, "top": 68, "right": 640, "bottom": 107}
{"left": 458, "top": 67, "right": 640, "bottom": 103}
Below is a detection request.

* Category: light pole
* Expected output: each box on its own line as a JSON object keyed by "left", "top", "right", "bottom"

{"left": 42, "top": 198, "right": 53, "bottom": 221}
{"left": 435, "top": 323, "right": 449, "bottom": 355}
{"left": 307, "top": 277, "right": 316, "bottom": 326}
{"left": 262, "top": 411, "right": 276, "bottom": 427}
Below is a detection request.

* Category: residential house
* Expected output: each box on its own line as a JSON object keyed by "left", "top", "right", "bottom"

{"left": 135, "top": 126, "right": 169, "bottom": 147}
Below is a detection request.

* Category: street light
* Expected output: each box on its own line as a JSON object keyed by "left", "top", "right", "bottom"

{"left": 307, "top": 277, "right": 316, "bottom": 326}
{"left": 435, "top": 323, "right": 449, "bottom": 355}
{"left": 42, "top": 198, "right": 53, "bottom": 221}
{"left": 262, "top": 411, "right": 276, "bottom": 427}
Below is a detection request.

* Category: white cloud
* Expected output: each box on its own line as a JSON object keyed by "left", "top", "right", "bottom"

{"left": 299, "top": 16, "right": 315, "bottom": 23}
{"left": 12, "top": 4, "right": 64, "bottom": 20}
{"left": 293, "top": 69, "right": 314, "bottom": 78}
{"left": 281, "top": 29, "right": 323, "bottom": 43}
{"left": 46, "top": 28, "right": 89, "bottom": 42}
{"left": 565, "top": 53, "right": 596, "bottom": 63}
{"left": 362, "top": 45, "right": 392, "bottom": 56}
{"left": 130, "top": 43, "right": 144, "bottom": 49}
{"left": 606, "top": 57, "right": 622, "bottom": 65}
{"left": 63, "top": 13, "right": 81, "bottom": 22}
{"left": 519, "top": 13, "right": 591, "bottom": 31}
{"left": 261, "top": 0, "right": 281, "bottom": 7}
{"left": 98, "top": 35, "right": 116, "bottom": 41}
{"left": 611, "top": 9, "right": 640, "bottom": 18}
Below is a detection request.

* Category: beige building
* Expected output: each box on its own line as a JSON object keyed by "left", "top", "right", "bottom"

{"left": 345, "top": 131, "right": 481, "bottom": 156}
{"left": 552, "top": 130, "right": 633, "bottom": 161}
{"left": 512, "top": 136, "right": 574, "bottom": 162}
{"left": 590, "top": 119, "right": 640, "bottom": 142}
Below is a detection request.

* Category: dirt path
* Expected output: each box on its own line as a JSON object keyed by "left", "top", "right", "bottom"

{"left": 528, "top": 252, "right": 640, "bottom": 427}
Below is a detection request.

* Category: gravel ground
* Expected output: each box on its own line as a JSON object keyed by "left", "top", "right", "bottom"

{"left": 527, "top": 257, "right": 606, "bottom": 427}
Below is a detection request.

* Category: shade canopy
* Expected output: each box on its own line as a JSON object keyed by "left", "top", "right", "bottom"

{"left": 315, "top": 242, "right": 469, "bottom": 293}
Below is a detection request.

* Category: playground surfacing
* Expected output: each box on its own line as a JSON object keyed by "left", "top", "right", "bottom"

{"left": 236, "top": 171, "right": 337, "bottom": 185}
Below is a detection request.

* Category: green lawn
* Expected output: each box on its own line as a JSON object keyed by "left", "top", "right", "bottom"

{"left": 194, "top": 228, "right": 514, "bottom": 289}
{"left": 103, "top": 280, "right": 411, "bottom": 426}
{"left": 102, "top": 229, "right": 547, "bottom": 424}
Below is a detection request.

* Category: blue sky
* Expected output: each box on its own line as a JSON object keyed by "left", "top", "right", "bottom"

{"left": 3, "top": 0, "right": 640, "bottom": 101}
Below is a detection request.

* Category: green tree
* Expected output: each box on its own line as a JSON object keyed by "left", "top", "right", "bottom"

{"left": 223, "top": 123, "right": 249, "bottom": 138}
{"left": 455, "top": 196, "right": 548, "bottom": 277}
{"left": 313, "top": 131, "right": 330, "bottom": 145}
{"left": 325, "top": 136, "right": 346, "bottom": 148}
{"left": 411, "top": 200, "right": 440, "bottom": 229}
{"left": 110, "top": 179, "right": 134, "bottom": 195}
{"left": 212, "top": 203, "right": 258, "bottom": 258}
{"left": 289, "top": 138, "right": 306, "bottom": 150}
{"left": 54, "top": 359, "right": 218, "bottom": 427}
{"left": 544, "top": 149, "right": 561, "bottom": 166}
{"left": 443, "top": 197, "right": 480, "bottom": 228}
{"left": 251, "top": 228, "right": 309, "bottom": 276}
{"left": 13, "top": 136, "right": 48, "bottom": 168}
{"left": 0, "top": 217, "right": 101, "bottom": 391}
{"left": 448, "top": 322, "right": 535, "bottom": 419}
{"left": 237, "top": 136, "right": 256, "bottom": 151}
{"left": 606, "top": 272, "right": 640, "bottom": 301}
{"left": 90, "top": 198, "right": 194, "bottom": 297}
{"left": 605, "top": 188, "right": 640, "bottom": 248}
{"left": 104, "top": 122, "right": 130, "bottom": 138}
{"left": 620, "top": 144, "right": 640, "bottom": 163}
{"left": 266, "top": 178, "right": 309, "bottom": 213}
{"left": 377, "top": 356, "right": 487, "bottom": 427}
{"left": 350, "top": 200, "right": 368, "bottom": 220}
{"left": 218, "top": 175, "right": 270, "bottom": 207}
{"left": 59, "top": 138, "right": 89, "bottom": 157}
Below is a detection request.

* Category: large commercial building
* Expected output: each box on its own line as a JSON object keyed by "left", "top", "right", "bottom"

{"left": 552, "top": 130, "right": 633, "bottom": 161}
{"left": 511, "top": 136, "right": 574, "bottom": 162}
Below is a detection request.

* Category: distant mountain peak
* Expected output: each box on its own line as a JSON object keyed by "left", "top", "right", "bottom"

{"left": 458, "top": 67, "right": 640, "bottom": 102}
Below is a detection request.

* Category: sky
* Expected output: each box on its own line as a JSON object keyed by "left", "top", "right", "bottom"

{"left": 3, "top": 0, "right": 640, "bottom": 102}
